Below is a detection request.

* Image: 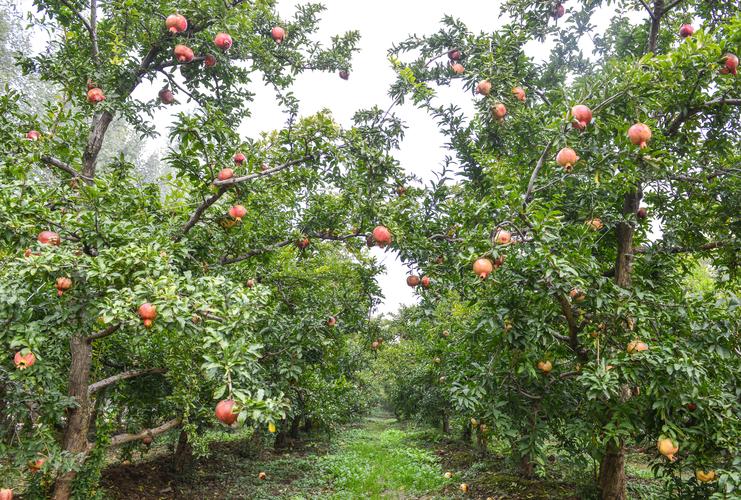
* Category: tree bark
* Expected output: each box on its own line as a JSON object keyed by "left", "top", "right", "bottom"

{"left": 442, "top": 413, "right": 450, "bottom": 434}
{"left": 274, "top": 419, "right": 290, "bottom": 449}
{"left": 615, "top": 188, "right": 643, "bottom": 287}
{"left": 173, "top": 430, "right": 193, "bottom": 474}
{"left": 289, "top": 417, "right": 301, "bottom": 439}
{"left": 519, "top": 455, "right": 534, "bottom": 478}
{"left": 461, "top": 421, "right": 472, "bottom": 443}
{"left": 598, "top": 440, "right": 626, "bottom": 500}
{"left": 302, "top": 417, "right": 313, "bottom": 433}
{"left": 53, "top": 334, "right": 93, "bottom": 500}
{"left": 81, "top": 111, "right": 113, "bottom": 180}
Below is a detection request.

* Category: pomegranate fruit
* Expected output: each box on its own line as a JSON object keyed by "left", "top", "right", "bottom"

{"left": 720, "top": 53, "right": 738, "bottom": 75}
{"left": 165, "top": 13, "right": 188, "bottom": 34}
{"left": 421, "top": 276, "right": 431, "bottom": 288}
{"left": 28, "top": 458, "right": 45, "bottom": 473}
{"left": 586, "top": 218, "right": 603, "bottom": 231}
{"left": 327, "top": 316, "right": 337, "bottom": 327}
{"left": 459, "top": 483, "right": 469, "bottom": 493}
{"left": 55, "top": 277, "right": 72, "bottom": 297}
{"left": 218, "top": 168, "right": 234, "bottom": 181}
{"left": 228, "top": 205, "right": 247, "bottom": 221}
{"left": 14, "top": 351, "right": 36, "bottom": 370}
{"left": 233, "top": 152, "right": 246, "bottom": 165}
{"left": 258, "top": 472, "right": 267, "bottom": 480}
{"left": 406, "top": 275, "right": 420, "bottom": 287}
{"left": 214, "top": 32, "right": 233, "bottom": 51}
{"left": 476, "top": 80, "right": 492, "bottom": 96}
{"left": 473, "top": 258, "right": 494, "bottom": 279}
{"left": 537, "top": 360, "right": 552, "bottom": 374}
{"left": 512, "top": 86, "right": 526, "bottom": 102}
{"left": 372, "top": 225, "right": 393, "bottom": 247}
{"left": 556, "top": 147, "right": 578, "bottom": 171}
{"left": 0, "top": 489, "right": 12, "bottom": 500}
{"left": 695, "top": 470, "right": 716, "bottom": 483}
{"left": 271, "top": 26, "right": 286, "bottom": 43}
{"left": 686, "top": 402, "right": 697, "bottom": 411}
{"left": 174, "top": 44, "right": 195, "bottom": 63}
{"left": 296, "top": 237, "right": 310, "bottom": 250}
{"left": 657, "top": 437, "right": 678, "bottom": 461}
{"left": 215, "top": 399, "right": 237, "bottom": 425}
{"left": 26, "top": 130, "right": 40, "bottom": 141}
{"left": 637, "top": 207, "right": 647, "bottom": 219}
{"left": 494, "top": 229, "right": 511, "bottom": 245}
{"left": 628, "top": 123, "right": 651, "bottom": 148}
{"left": 627, "top": 340, "right": 649, "bottom": 353}
{"left": 448, "top": 49, "right": 461, "bottom": 61}
{"left": 371, "top": 341, "right": 379, "bottom": 350}
{"left": 451, "top": 63, "right": 465, "bottom": 74}
{"left": 86, "top": 87, "right": 105, "bottom": 104}
{"left": 142, "top": 435, "right": 153, "bottom": 446}
{"left": 138, "top": 303, "right": 157, "bottom": 328}
{"left": 571, "top": 104, "right": 592, "bottom": 130}
{"left": 37, "top": 230, "right": 61, "bottom": 245}
{"left": 204, "top": 54, "right": 217, "bottom": 68}
{"left": 569, "top": 288, "right": 586, "bottom": 302}
{"left": 339, "top": 70, "right": 349, "bottom": 80}
{"left": 246, "top": 279, "right": 255, "bottom": 288}
{"left": 444, "top": 471, "right": 453, "bottom": 479}
{"left": 158, "top": 87, "right": 174, "bottom": 104}
{"left": 491, "top": 102, "right": 507, "bottom": 122}
{"left": 553, "top": 3, "right": 565, "bottom": 19}
{"left": 679, "top": 24, "right": 694, "bottom": 38}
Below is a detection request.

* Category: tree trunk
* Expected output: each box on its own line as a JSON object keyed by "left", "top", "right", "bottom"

{"left": 519, "top": 455, "right": 534, "bottom": 478}
{"left": 614, "top": 189, "right": 642, "bottom": 287}
{"left": 81, "top": 111, "right": 113, "bottom": 179}
{"left": 442, "top": 413, "right": 450, "bottom": 434}
{"left": 173, "top": 430, "right": 193, "bottom": 474}
{"left": 302, "top": 417, "right": 312, "bottom": 433}
{"left": 289, "top": 417, "right": 301, "bottom": 439}
{"left": 274, "top": 419, "right": 290, "bottom": 450}
{"left": 461, "top": 421, "right": 472, "bottom": 443}
{"left": 598, "top": 440, "right": 626, "bottom": 500}
{"left": 53, "top": 334, "right": 93, "bottom": 500}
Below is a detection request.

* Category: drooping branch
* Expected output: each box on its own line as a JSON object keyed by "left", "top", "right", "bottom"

{"left": 668, "top": 168, "right": 738, "bottom": 183}
{"left": 633, "top": 240, "right": 727, "bottom": 254}
{"left": 41, "top": 155, "right": 93, "bottom": 181}
{"left": 637, "top": 0, "right": 656, "bottom": 19}
{"left": 220, "top": 232, "right": 367, "bottom": 265}
{"left": 88, "top": 368, "right": 167, "bottom": 394}
{"left": 212, "top": 156, "right": 314, "bottom": 187}
{"left": 109, "top": 418, "right": 181, "bottom": 447}
{"left": 523, "top": 136, "right": 555, "bottom": 207}
{"left": 666, "top": 98, "right": 741, "bottom": 136}
{"left": 86, "top": 324, "right": 121, "bottom": 343}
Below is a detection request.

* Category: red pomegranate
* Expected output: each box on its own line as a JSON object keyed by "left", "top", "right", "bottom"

{"left": 233, "top": 152, "right": 246, "bottom": 165}
{"left": 86, "top": 88, "right": 105, "bottom": 104}
{"left": 372, "top": 225, "right": 393, "bottom": 247}
{"left": 27, "top": 130, "right": 40, "bottom": 141}
{"left": 406, "top": 275, "right": 420, "bottom": 287}
{"left": 158, "top": 87, "right": 174, "bottom": 104}
{"left": 451, "top": 63, "right": 465, "bottom": 74}
{"left": 138, "top": 303, "right": 157, "bottom": 328}
{"left": 14, "top": 351, "right": 36, "bottom": 370}
{"left": 165, "top": 13, "right": 188, "bottom": 34}
{"left": 448, "top": 49, "right": 462, "bottom": 61}
{"left": 637, "top": 207, "right": 647, "bottom": 219}
{"left": 628, "top": 123, "right": 651, "bottom": 148}
{"left": 271, "top": 26, "right": 286, "bottom": 43}
{"left": 55, "top": 277, "right": 72, "bottom": 297}
{"left": 494, "top": 229, "right": 511, "bottom": 245}
{"left": 556, "top": 147, "right": 578, "bottom": 171}
{"left": 204, "top": 54, "right": 217, "bottom": 68}
{"left": 476, "top": 80, "right": 492, "bottom": 96}
{"left": 37, "top": 230, "right": 61, "bottom": 246}
{"left": 296, "top": 237, "right": 310, "bottom": 250}
{"left": 553, "top": 3, "right": 565, "bottom": 19}
{"left": 214, "top": 32, "right": 233, "bottom": 51}
{"left": 679, "top": 24, "right": 694, "bottom": 38}
{"left": 0, "top": 488, "right": 12, "bottom": 500}
{"left": 473, "top": 258, "right": 494, "bottom": 279}
{"left": 215, "top": 399, "right": 237, "bottom": 425}
{"left": 686, "top": 402, "right": 697, "bottom": 411}
{"left": 571, "top": 104, "right": 592, "bottom": 130}
{"left": 174, "top": 44, "right": 195, "bottom": 63}
{"left": 720, "top": 53, "right": 738, "bottom": 76}
{"left": 218, "top": 168, "right": 234, "bottom": 181}
{"left": 339, "top": 70, "right": 350, "bottom": 80}
{"left": 28, "top": 458, "right": 46, "bottom": 473}
{"left": 421, "top": 276, "right": 431, "bottom": 288}
{"left": 228, "top": 205, "right": 247, "bottom": 221}
{"left": 327, "top": 316, "right": 337, "bottom": 327}
{"left": 491, "top": 103, "right": 507, "bottom": 122}
{"left": 512, "top": 87, "right": 526, "bottom": 102}
{"left": 142, "top": 435, "right": 153, "bottom": 446}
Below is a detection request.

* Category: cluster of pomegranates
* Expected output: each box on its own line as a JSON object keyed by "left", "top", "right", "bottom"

{"left": 448, "top": 48, "right": 465, "bottom": 74}
{"left": 406, "top": 274, "right": 431, "bottom": 288}
{"left": 138, "top": 303, "right": 157, "bottom": 328}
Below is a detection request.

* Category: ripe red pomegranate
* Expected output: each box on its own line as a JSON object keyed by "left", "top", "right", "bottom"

{"left": 37, "top": 230, "right": 61, "bottom": 246}
{"left": 28, "top": 458, "right": 46, "bottom": 473}
{"left": 55, "top": 277, "right": 72, "bottom": 297}
{"left": 158, "top": 87, "right": 174, "bottom": 104}
{"left": 448, "top": 49, "right": 462, "bottom": 61}
{"left": 229, "top": 205, "right": 247, "bottom": 221}
{"left": 214, "top": 32, "right": 233, "bottom": 51}
{"left": 174, "top": 44, "right": 195, "bottom": 63}
{"left": 218, "top": 168, "right": 234, "bottom": 181}
{"left": 720, "top": 53, "right": 738, "bottom": 76}
{"left": 271, "top": 26, "right": 286, "bottom": 43}
{"left": 86, "top": 88, "right": 105, "bottom": 104}
{"left": 215, "top": 399, "right": 237, "bottom": 425}
{"left": 204, "top": 54, "right": 217, "bottom": 68}
{"left": 494, "top": 229, "right": 511, "bottom": 245}
{"left": 473, "top": 258, "right": 494, "bottom": 279}
{"left": 327, "top": 316, "right": 337, "bottom": 327}
{"left": 406, "top": 275, "right": 420, "bottom": 287}
{"left": 0, "top": 488, "right": 13, "bottom": 500}
{"left": 142, "top": 435, "right": 153, "bottom": 445}
{"left": 165, "top": 13, "right": 188, "bottom": 34}
{"left": 571, "top": 104, "right": 592, "bottom": 130}
{"left": 26, "top": 130, "right": 40, "bottom": 141}
{"left": 512, "top": 87, "right": 526, "bottom": 102}
{"left": 476, "top": 80, "right": 492, "bottom": 96}
{"left": 553, "top": 3, "right": 565, "bottom": 19}
{"left": 233, "top": 152, "right": 246, "bottom": 165}
{"left": 14, "top": 351, "right": 36, "bottom": 370}
{"left": 628, "top": 123, "right": 652, "bottom": 148}
{"left": 258, "top": 472, "right": 267, "bottom": 480}
{"left": 296, "top": 237, "right": 310, "bottom": 250}
{"left": 686, "top": 402, "right": 697, "bottom": 411}
{"left": 421, "top": 276, "right": 431, "bottom": 288}
{"left": 138, "top": 303, "right": 157, "bottom": 328}
{"left": 491, "top": 103, "right": 507, "bottom": 122}
{"left": 246, "top": 279, "right": 255, "bottom": 288}
{"left": 451, "top": 63, "right": 465, "bottom": 74}
{"left": 372, "top": 225, "right": 393, "bottom": 247}
{"left": 339, "top": 70, "right": 349, "bottom": 80}
{"left": 679, "top": 24, "right": 694, "bottom": 38}
{"left": 637, "top": 207, "right": 647, "bottom": 219}
{"left": 556, "top": 147, "right": 578, "bottom": 171}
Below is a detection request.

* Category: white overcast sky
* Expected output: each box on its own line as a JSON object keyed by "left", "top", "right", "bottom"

{"left": 20, "top": 0, "right": 643, "bottom": 315}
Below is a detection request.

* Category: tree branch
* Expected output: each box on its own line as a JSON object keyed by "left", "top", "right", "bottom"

{"left": 58, "top": 0, "right": 93, "bottom": 35}
{"left": 88, "top": 368, "right": 167, "bottom": 394}
{"left": 554, "top": 293, "right": 581, "bottom": 355}
{"left": 41, "top": 155, "right": 92, "bottom": 181}
{"left": 220, "top": 232, "right": 367, "bottom": 265}
{"left": 663, "top": 0, "right": 685, "bottom": 13}
{"left": 637, "top": 0, "right": 656, "bottom": 19}
{"left": 89, "top": 0, "right": 99, "bottom": 64}
{"left": 633, "top": 240, "right": 727, "bottom": 254}
{"left": 523, "top": 136, "right": 556, "bottom": 206}
{"left": 86, "top": 324, "right": 121, "bottom": 343}
{"left": 174, "top": 187, "right": 228, "bottom": 241}
{"left": 666, "top": 98, "right": 741, "bottom": 136}
{"left": 212, "top": 156, "right": 314, "bottom": 187}
{"left": 109, "top": 418, "right": 181, "bottom": 447}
